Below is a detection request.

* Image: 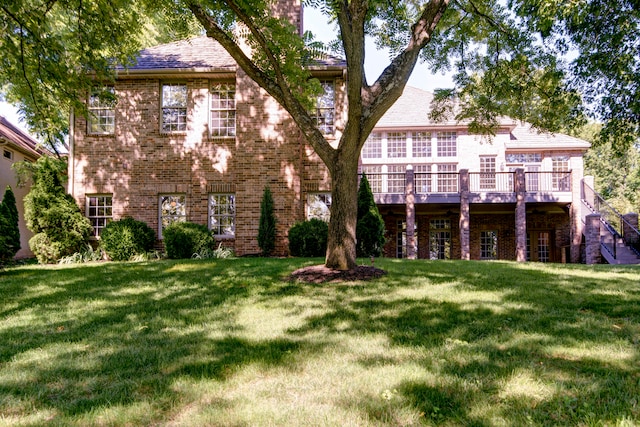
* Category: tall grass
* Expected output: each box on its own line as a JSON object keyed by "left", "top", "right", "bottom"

{"left": 1, "top": 259, "right": 638, "bottom": 426}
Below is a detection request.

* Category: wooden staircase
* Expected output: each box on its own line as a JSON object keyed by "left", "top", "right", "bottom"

{"left": 582, "top": 182, "right": 640, "bottom": 265}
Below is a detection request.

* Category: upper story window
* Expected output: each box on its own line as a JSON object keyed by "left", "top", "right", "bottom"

{"left": 479, "top": 156, "right": 497, "bottom": 190}
{"left": 552, "top": 155, "right": 570, "bottom": 191}
{"left": 313, "top": 80, "right": 335, "bottom": 135}
{"left": 436, "top": 131, "right": 457, "bottom": 157}
{"left": 210, "top": 83, "right": 236, "bottom": 137}
{"left": 412, "top": 132, "right": 431, "bottom": 157}
{"left": 387, "top": 132, "right": 406, "bottom": 158}
{"left": 88, "top": 86, "right": 115, "bottom": 134}
{"left": 3, "top": 149, "right": 13, "bottom": 161}
{"left": 506, "top": 153, "right": 542, "bottom": 163}
{"left": 161, "top": 83, "right": 187, "bottom": 132}
{"left": 362, "top": 133, "right": 382, "bottom": 158}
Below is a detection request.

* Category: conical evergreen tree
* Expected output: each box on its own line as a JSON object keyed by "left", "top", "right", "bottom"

{"left": 0, "top": 185, "right": 20, "bottom": 260}
{"left": 257, "top": 186, "right": 276, "bottom": 256}
{"left": 356, "top": 173, "right": 385, "bottom": 257}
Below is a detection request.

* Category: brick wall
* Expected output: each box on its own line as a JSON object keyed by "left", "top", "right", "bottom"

{"left": 382, "top": 211, "right": 570, "bottom": 262}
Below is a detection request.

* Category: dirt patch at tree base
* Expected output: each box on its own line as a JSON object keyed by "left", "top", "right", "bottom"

{"left": 289, "top": 264, "right": 387, "bottom": 284}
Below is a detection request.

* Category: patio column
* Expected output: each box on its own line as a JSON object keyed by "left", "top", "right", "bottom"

{"left": 405, "top": 165, "right": 416, "bottom": 259}
{"left": 623, "top": 213, "right": 639, "bottom": 247}
{"left": 459, "top": 169, "right": 470, "bottom": 260}
{"left": 515, "top": 168, "right": 527, "bottom": 262}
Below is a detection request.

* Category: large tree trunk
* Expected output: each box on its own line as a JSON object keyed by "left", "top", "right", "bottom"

{"left": 325, "top": 152, "right": 360, "bottom": 270}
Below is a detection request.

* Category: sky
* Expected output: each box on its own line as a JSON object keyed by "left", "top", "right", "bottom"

{"left": 0, "top": 7, "right": 454, "bottom": 138}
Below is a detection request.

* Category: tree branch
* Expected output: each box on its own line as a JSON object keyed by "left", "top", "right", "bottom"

{"left": 186, "top": 1, "right": 336, "bottom": 165}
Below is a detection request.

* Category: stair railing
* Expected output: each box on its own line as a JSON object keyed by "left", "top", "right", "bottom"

{"left": 583, "top": 181, "right": 640, "bottom": 257}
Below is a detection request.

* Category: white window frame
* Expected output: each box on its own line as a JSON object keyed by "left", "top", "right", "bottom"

{"left": 159, "top": 194, "right": 186, "bottom": 238}
{"left": 362, "top": 132, "right": 382, "bottom": 159}
{"left": 313, "top": 80, "right": 336, "bottom": 135}
{"left": 436, "top": 131, "right": 457, "bottom": 157}
{"left": 161, "top": 83, "right": 187, "bottom": 132}
{"left": 208, "top": 193, "right": 236, "bottom": 238}
{"left": 210, "top": 83, "right": 236, "bottom": 137}
{"left": 412, "top": 131, "right": 431, "bottom": 158}
{"left": 88, "top": 86, "right": 116, "bottom": 134}
{"left": 386, "top": 132, "right": 407, "bottom": 158}
{"left": 86, "top": 194, "right": 113, "bottom": 238}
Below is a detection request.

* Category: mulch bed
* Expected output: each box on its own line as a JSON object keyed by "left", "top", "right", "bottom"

{"left": 289, "top": 264, "right": 387, "bottom": 284}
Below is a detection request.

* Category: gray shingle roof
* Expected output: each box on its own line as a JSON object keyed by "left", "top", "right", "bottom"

{"left": 123, "top": 36, "right": 345, "bottom": 71}
{"left": 126, "top": 37, "right": 237, "bottom": 71}
{"left": 376, "top": 86, "right": 590, "bottom": 150}
{"left": 376, "top": 86, "right": 517, "bottom": 128}
{"left": 508, "top": 122, "right": 591, "bottom": 149}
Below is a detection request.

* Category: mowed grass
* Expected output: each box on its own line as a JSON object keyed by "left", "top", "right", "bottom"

{"left": 1, "top": 258, "right": 639, "bottom": 426}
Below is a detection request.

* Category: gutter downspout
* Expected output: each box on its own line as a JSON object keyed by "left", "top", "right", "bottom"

{"left": 68, "top": 109, "right": 74, "bottom": 197}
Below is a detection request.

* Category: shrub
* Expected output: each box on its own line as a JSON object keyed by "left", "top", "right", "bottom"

{"left": 163, "top": 221, "right": 213, "bottom": 259}
{"left": 356, "top": 173, "right": 386, "bottom": 257}
{"left": 21, "top": 157, "right": 93, "bottom": 263}
{"left": 0, "top": 185, "right": 20, "bottom": 260}
{"left": 58, "top": 244, "right": 104, "bottom": 264}
{"left": 288, "top": 218, "right": 328, "bottom": 257}
{"left": 100, "top": 217, "right": 156, "bottom": 261}
{"left": 192, "top": 242, "right": 235, "bottom": 259}
{"left": 258, "top": 186, "right": 276, "bottom": 256}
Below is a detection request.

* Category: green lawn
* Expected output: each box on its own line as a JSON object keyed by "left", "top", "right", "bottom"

{"left": 1, "top": 258, "right": 639, "bottom": 426}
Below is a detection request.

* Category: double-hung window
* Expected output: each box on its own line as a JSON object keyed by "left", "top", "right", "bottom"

{"left": 159, "top": 194, "right": 186, "bottom": 237}
{"left": 161, "top": 83, "right": 187, "bottom": 132}
{"left": 210, "top": 83, "right": 236, "bottom": 137}
{"left": 88, "top": 87, "right": 116, "bottom": 134}
{"left": 313, "top": 80, "right": 335, "bottom": 134}
{"left": 209, "top": 194, "right": 235, "bottom": 237}
{"left": 86, "top": 195, "right": 113, "bottom": 238}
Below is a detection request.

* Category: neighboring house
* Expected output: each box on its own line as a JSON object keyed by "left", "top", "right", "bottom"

{"left": 0, "top": 116, "right": 45, "bottom": 259}
{"left": 67, "top": 5, "right": 636, "bottom": 264}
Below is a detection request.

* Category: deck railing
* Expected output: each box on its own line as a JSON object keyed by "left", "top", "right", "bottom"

{"left": 361, "top": 170, "right": 573, "bottom": 196}
{"left": 469, "top": 172, "right": 514, "bottom": 192}
{"left": 525, "top": 171, "right": 572, "bottom": 192}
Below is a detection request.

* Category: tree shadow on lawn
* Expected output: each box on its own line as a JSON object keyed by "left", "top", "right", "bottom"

{"left": 1, "top": 259, "right": 639, "bottom": 424}
{"left": 289, "top": 260, "right": 640, "bottom": 425}
{"left": 0, "top": 259, "right": 325, "bottom": 421}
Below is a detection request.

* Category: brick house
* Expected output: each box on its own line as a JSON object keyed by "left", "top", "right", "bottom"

{"left": 69, "top": 25, "right": 610, "bottom": 263}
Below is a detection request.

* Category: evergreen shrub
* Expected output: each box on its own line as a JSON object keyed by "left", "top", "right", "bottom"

{"left": 100, "top": 217, "right": 156, "bottom": 261}
{"left": 288, "top": 218, "right": 328, "bottom": 257}
{"left": 0, "top": 185, "right": 20, "bottom": 260}
{"left": 356, "top": 173, "right": 386, "bottom": 257}
{"left": 257, "top": 186, "right": 277, "bottom": 256}
{"left": 163, "top": 221, "right": 213, "bottom": 259}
